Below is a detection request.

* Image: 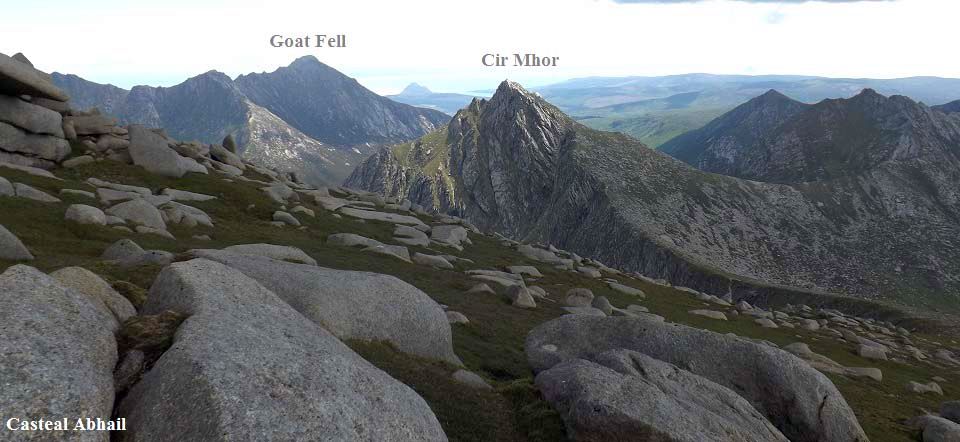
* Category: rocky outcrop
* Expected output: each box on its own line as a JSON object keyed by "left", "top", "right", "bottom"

{"left": 0, "top": 265, "right": 117, "bottom": 441}
{"left": 346, "top": 80, "right": 960, "bottom": 309}
{"left": 525, "top": 315, "right": 868, "bottom": 442}
{"left": 118, "top": 258, "right": 447, "bottom": 441}
{"left": 0, "top": 53, "right": 71, "bottom": 168}
{"left": 536, "top": 349, "right": 789, "bottom": 441}
{"left": 186, "top": 249, "right": 461, "bottom": 365}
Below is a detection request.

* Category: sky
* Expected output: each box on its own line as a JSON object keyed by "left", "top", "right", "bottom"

{"left": 2, "top": 0, "right": 957, "bottom": 95}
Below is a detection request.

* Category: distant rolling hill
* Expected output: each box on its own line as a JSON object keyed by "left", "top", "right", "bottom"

{"left": 387, "top": 83, "right": 477, "bottom": 116}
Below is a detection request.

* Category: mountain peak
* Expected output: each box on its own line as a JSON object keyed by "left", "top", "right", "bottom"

{"left": 399, "top": 83, "right": 432, "bottom": 96}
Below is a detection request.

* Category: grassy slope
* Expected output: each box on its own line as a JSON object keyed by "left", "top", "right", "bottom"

{"left": 1, "top": 160, "right": 957, "bottom": 442}
{"left": 575, "top": 107, "right": 728, "bottom": 148}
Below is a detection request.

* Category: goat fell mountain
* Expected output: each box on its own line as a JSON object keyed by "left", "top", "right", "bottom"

{"left": 52, "top": 56, "right": 448, "bottom": 184}
{"left": 346, "top": 81, "right": 960, "bottom": 311}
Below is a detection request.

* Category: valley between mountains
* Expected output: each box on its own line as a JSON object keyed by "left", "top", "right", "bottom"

{"left": 1, "top": 50, "right": 959, "bottom": 442}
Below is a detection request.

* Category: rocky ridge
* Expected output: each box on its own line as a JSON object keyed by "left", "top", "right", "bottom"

{"left": 52, "top": 56, "right": 448, "bottom": 184}
{"left": 346, "top": 81, "right": 960, "bottom": 312}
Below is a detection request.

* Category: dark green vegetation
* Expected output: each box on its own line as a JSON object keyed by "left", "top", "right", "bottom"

{"left": 2, "top": 159, "right": 957, "bottom": 442}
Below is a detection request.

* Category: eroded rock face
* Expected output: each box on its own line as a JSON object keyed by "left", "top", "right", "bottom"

{"left": 525, "top": 315, "right": 868, "bottom": 442}
{"left": 345, "top": 81, "right": 960, "bottom": 307}
{"left": 187, "top": 249, "right": 461, "bottom": 365}
{"left": 536, "top": 349, "right": 788, "bottom": 442}
{"left": 118, "top": 258, "right": 447, "bottom": 441}
{"left": 0, "top": 265, "right": 116, "bottom": 441}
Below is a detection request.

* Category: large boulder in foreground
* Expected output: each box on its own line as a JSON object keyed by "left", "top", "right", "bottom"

{"left": 119, "top": 259, "right": 447, "bottom": 441}
{"left": 525, "top": 315, "right": 867, "bottom": 442}
{"left": 536, "top": 349, "right": 788, "bottom": 442}
{"left": 0, "top": 265, "right": 117, "bottom": 441}
{"left": 188, "top": 249, "right": 461, "bottom": 365}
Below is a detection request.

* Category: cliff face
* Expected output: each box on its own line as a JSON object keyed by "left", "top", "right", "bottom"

{"left": 347, "top": 81, "right": 960, "bottom": 309}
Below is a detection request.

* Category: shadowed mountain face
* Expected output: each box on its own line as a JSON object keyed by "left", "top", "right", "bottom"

{"left": 235, "top": 57, "right": 449, "bottom": 147}
{"left": 347, "top": 81, "right": 960, "bottom": 310}
{"left": 51, "top": 57, "right": 448, "bottom": 184}
{"left": 934, "top": 99, "right": 960, "bottom": 114}
{"left": 662, "top": 88, "right": 960, "bottom": 183}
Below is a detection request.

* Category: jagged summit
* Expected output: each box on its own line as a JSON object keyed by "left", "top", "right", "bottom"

{"left": 347, "top": 81, "right": 960, "bottom": 306}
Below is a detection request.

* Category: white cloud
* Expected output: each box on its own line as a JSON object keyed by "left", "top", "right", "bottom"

{"left": 1, "top": 0, "right": 956, "bottom": 95}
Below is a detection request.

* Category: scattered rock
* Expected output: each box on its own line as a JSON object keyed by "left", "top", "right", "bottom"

{"left": 858, "top": 344, "right": 888, "bottom": 361}
{"left": 755, "top": 318, "right": 779, "bottom": 328}
{"left": 452, "top": 369, "right": 493, "bottom": 391}
{"left": 128, "top": 124, "right": 187, "bottom": 178}
{"left": 106, "top": 198, "right": 166, "bottom": 230}
{"left": 507, "top": 265, "right": 542, "bottom": 277}
{"left": 64, "top": 204, "right": 106, "bottom": 226}
{"left": 62, "top": 155, "right": 95, "bottom": 168}
{"left": 412, "top": 253, "right": 454, "bottom": 270}
{"left": 0, "top": 94, "right": 64, "bottom": 136}
{"left": 272, "top": 210, "right": 300, "bottom": 226}
{"left": 291, "top": 205, "right": 315, "bottom": 217}
{"left": 220, "top": 243, "right": 317, "bottom": 266}
{"left": 689, "top": 309, "right": 728, "bottom": 321}
{"left": 340, "top": 207, "right": 427, "bottom": 227}
{"left": 446, "top": 311, "right": 469, "bottom": 324}
{"left": 327, "top": 233, "right": 411, "bottom": 262}
{"left": 562, "top": 288, "right": 595, "bottom": 307}
{"left": 576, "top": 266, "right": 602, "bottom": 278}
{"left": 592, "top": 296, "right": 614, "bottom": 315}
{"left": 160, "top": 201, "right": 213, "bottom": 227}
{"left": 0, "top": 224, "right": 33, "bottom": 260}
{"left": 607, "top": 281, "right": 645, "bottom": 297}
{"left": 102, "top": 239, "right": 145, "bottom": 261}
{"left": 135, "top": 226, "right": 174, "bottom": 239}
{"left": 506, "top": 285, "right": 537, "bottom": 308}
{"left": 517, "top": 244, "right": 562, "bottom": 263}
{"left": 13, "top": 182, "right": 60, "bottom": 202}
{"left": 60, "top": 188, "right": 95, "bottom": 199}
{"left": 907, "top": 381, "right": 944, "bottom": 395}
{"left": 467, "top": 283, "right": 495, "bottom": 295}
{"left": 160, "top": 188, "right": 216, "bottom": 202}
{"left": 394, "top": 225, "right": 430, "bottom": 247}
